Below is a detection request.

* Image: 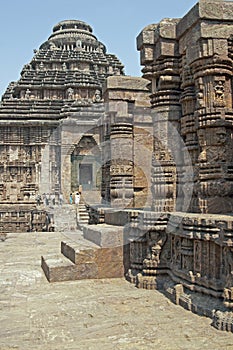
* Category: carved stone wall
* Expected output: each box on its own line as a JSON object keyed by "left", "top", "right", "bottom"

{"left": 137, "top": 0, "right": 233, "bottom": 215}
{"left": 93, "top": 203, "right": 233, "bottom": 322}
{"left": 124, "top": 0, "right": 233, "bottom": 331}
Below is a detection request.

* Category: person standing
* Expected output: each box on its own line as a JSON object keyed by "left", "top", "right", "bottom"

{"left": 59, "top": 193, "right": 64, "bottom": 206}
{"left": 51, "top": 193, "right": 55, "bottom": 206}
{"left": 36, "top": 194, "right": 41, "bottom": 206}
{"left": 75, "top": 192, "right": 80, "bottom": 206}
{"left": 69, "top": 193, "right": 73, "bottom": 204}
{"left": 45, "top": 193, "right": 49, "bottom": 206}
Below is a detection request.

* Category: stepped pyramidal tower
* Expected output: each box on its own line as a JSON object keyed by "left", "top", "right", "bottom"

{"left": 0, "top": 19, "right": 124, "bottom": 232}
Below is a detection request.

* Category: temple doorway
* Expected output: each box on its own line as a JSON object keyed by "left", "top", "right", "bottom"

{"left": 71, "top": 136, "right": 101, "bottom": 192}
{"left": 79, "top": 164, "right": 93, "bottom": 189}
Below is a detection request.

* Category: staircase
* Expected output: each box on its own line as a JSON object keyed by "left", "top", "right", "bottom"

{"left": 41, "top": 202, "right": 127, "bottom": 283}
{"left": 77, "top": 197, "right": 89, "bottom": 227}
{"left": 41, "top": 226, "right": 125, "bottom": 283}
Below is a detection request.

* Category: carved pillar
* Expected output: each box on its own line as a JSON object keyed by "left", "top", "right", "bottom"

{"left": 109, "top": 116, "right": 134, "bottom": 208}
{"left": 137, "top": 19, "right": 183, "bottom": 213}
{"left": 192, "top": 55, "right": 233, "bottom": 213}
{"left": 180, "top": 54, "right": 198, "bottom": 212}
{"left": 100, "top": 113, "right": 111, "bottom": 205}
{"left": 102, "top": 76, "right": 150, "bottom": 208}
{"left": 150, "top": 56, "right": 182, "bottom": 212}
{"left": 180, "top": 238, "right": 194, "bottom": 272}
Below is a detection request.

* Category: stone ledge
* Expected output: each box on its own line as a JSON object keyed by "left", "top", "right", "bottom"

{"left": 61, "top": 240, "right": 124, "bottom": 279}
{"left": 83, "top": 224, "right": 124, "bottom": 247}
{"left": 41, "top": 254, "right": 98, "bottom": 282}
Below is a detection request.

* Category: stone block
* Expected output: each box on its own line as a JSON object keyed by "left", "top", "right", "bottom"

{"left": 199, "top": 0, "right": 233, "bottom": 21}
{"left": 104, "top": 211, "right": 130, "bottom": 227}
{"left": 61, "top": 240, "right": 99, "bottom": 264}
{"left": 136, "top": 25, "right": 156, "bottom": 50}
{"left": 41, "top": 255, "right": 98, "bottom": 282}
{"left": 140, "top": 47, "right": 154, "bottom": 64}
{"left": 96, "top": 247, "right": 124, "bottom": 278}
{"left": 160, "top": 41, "right": 177, "bottom": 58}
{"left": 83, "top": 225, "right": 124, "bottom": 247}
{"left": 154, "top": 19, "right": 178, "bottom": 40}
{"left": 176, "top": 3, "right": 199, "bottom": 40}
{"left": 61, "top": 239, "right": 125, "bottom": 278}
{"left": 104, "top": 76, "right": 150, "bottom": 94}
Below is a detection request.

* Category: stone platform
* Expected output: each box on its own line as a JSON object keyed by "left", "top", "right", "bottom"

{"left": 1, "top": 231, "right": 233, "bottom": 349}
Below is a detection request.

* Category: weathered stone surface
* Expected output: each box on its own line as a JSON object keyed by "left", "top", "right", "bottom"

{"left": 130, "top": 2, "right": 233, "bottom": 330}
{"left": 0, "top": 18, "right": 153, "bottom": 234}
{"left": 83, "top": 224, "right": 124, "bottom": 247}
{"left": 102, "top": 76, "right": 151, "bottom": 208}
{"left": 41, "top": 255, "right": 98, "bottom": 282}
{"left": 61, "top": 238, "right": 99, "bottom": 264}
{"left": 104, "top": 75, "right": 150, "bottom": 92}
{"left": 3, "top": 0, "right": 233, "bottom": 337}
{"left": 138, "top": 0, "right": 233, "bottom": 216}
{"left": 1, "top": 231, "right": 233, "bottom": 349}
{"left": 104, "top": 211, "right": 131, "bottom": 227}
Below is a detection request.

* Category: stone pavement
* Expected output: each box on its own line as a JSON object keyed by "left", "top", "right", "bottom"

{"left": 0, "top": 232, "right": 233, "bottom": 350}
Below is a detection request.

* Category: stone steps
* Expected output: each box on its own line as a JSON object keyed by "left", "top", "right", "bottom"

{"left": 41, "top": 254, "right": 98, "bottom": 283}
{"left": 41, "top": 226, "right": 127, "bottom": 283}
{"left": 61, "top": 240, "right": 124, "bottom": 279}
{"left": 46, "top": 200, "right": 90, "bottom": 232}
{"left": 77, "top": 200, "right": 89, "bottom": 226}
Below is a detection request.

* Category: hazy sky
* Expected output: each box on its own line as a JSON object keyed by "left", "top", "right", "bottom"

{"left": 0, "top": 0, "right": 197, "bottom": 97}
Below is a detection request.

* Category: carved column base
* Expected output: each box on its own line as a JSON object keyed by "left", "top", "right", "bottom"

{"left": 224, "top": 288, "right": 233, "bottom": 309}
{"left": 136, "top": 273, "right": 158, "bottom": 290}
{"left": 212, "top": 310, "right": 233, "bottom": 332}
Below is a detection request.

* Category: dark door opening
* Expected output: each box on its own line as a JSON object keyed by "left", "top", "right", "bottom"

{"left": 79, "top": 164, "right": 93, "bottom": 189}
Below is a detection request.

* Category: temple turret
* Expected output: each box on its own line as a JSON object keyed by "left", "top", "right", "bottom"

{"left": 1, "top": 20, "right": 124, "bottom": 106}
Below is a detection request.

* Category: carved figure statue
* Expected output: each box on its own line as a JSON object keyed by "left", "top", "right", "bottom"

{"left": 214, "top": 81, "right": 225, "bottom": 102}
{"left": 94, "top": 89, "right": 101, "bottom": 102}
{"left": 25, "top": 89, "right": 31, "bottom": 99}
{"left": 67, "top": 87, "right": 74, "bottom": 100}
{"left": 224, "top": 247, "right": 233, "bottom": 288}
{"left": 143, "top": 231, "right": 167, "bottom": 267}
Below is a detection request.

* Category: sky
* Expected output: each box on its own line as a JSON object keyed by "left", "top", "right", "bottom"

{"left": 0, "top": 0, "right": 198, "bottom": 97}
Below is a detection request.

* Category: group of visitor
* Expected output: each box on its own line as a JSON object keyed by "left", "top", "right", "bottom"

{"left": 36, "top": 193, "right": 64, "bottom": 206}
{"left": 35, "top": 191, "right": 81, "bottom": 207}
{"left": 69, "top": 192, "right": 81, "bottom": 206}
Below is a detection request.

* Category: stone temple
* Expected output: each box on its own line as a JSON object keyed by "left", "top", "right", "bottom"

{"left": 2, "top": 0, "right": 233, "bottom": 332}
{"left": 0, "top": 19, "right": 125, "bottom": 231}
